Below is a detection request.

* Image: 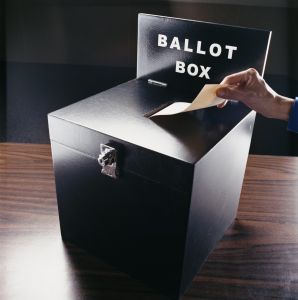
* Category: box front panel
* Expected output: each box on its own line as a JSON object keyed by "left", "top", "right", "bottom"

{"left": 51, "top": 140, "right": 191, "bottom": 298}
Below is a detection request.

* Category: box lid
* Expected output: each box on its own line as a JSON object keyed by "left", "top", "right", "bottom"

{"left": 49, "top": 79, "right": 252, "bottom": 164}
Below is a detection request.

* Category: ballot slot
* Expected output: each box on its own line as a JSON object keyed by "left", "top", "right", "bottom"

{"left": 143, "top": 101, "right": 174, "bottom": 118}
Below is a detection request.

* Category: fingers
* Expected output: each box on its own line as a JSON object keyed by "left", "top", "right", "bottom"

{"left": 221, "top": 70, "right": 246, "bottom": 85}
{"left": 216, "top": 68, "right": 261, "bottom": 109}
{"left": 221, "top": 68, "right": 259, "bottom": 85}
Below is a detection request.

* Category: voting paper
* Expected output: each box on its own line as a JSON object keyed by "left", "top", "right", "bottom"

{"left": 150, "top": 84, "right": 225, "bottom": 117}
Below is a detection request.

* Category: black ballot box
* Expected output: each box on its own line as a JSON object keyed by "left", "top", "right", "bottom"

{"left": 48, "top": 14, "right": 271, "bottom": 300}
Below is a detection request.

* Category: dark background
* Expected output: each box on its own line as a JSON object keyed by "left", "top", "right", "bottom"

{"left": 1, "top": 0, "right": 298, "bottom": 155}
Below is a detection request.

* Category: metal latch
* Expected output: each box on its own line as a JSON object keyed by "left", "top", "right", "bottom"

{"left": 98, "top": 144, "right": 119, "bottom": 179}
{"left": 148, "top": 79, "right": 167, "bottom": 87}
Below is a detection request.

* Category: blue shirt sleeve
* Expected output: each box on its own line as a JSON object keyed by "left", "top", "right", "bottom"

{"left": 287, "top": 97, "right": 298, "bottom": 133}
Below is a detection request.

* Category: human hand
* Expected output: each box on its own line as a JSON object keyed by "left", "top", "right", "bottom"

{"left": 216, "top": 68, "right": 294, "bottom": 121}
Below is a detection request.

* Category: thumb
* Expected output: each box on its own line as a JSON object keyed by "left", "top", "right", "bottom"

{"left": 216, "top": 85, "right": 242, "bottom": 101}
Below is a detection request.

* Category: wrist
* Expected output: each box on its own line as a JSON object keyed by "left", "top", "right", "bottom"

{"left": 274, "top": 94, "right": 295, "bottom": 121}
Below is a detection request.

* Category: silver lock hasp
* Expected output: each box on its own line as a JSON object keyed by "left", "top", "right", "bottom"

{"left": 98, "top": 144, "right": 119, "bottom": 179}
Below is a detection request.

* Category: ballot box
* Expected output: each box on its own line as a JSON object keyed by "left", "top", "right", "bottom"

{"left": 48, "top": 14, "right": 271, "bottom": 299}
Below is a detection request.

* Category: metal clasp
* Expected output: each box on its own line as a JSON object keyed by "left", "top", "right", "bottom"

{"left": 148, "top": 79, "right": 167, "bottom": 87}
{"left": 98, "top": 144, "right": 118, "bottom": 179}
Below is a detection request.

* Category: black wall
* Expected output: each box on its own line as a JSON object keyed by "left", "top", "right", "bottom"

{"left": 0, "top": 0, "right": 5, "bottom": 142}
{"left": 1, "top": 0, "right": 298, "bottom": 155}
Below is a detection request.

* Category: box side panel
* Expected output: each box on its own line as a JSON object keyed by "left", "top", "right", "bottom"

{"left": 50, "top": 139, "right": 192, "bottom": 299}
{"left": 179, "top": 111, "right": 256, "bottom": 295}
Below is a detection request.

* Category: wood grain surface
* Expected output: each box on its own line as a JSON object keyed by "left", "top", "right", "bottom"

{"left": 1, "top": 143, "right": 298, "bottom": 300}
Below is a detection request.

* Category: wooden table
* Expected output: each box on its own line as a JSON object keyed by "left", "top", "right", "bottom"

{"left": 1, "top": 143, "right": 298, "bottom": 300}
